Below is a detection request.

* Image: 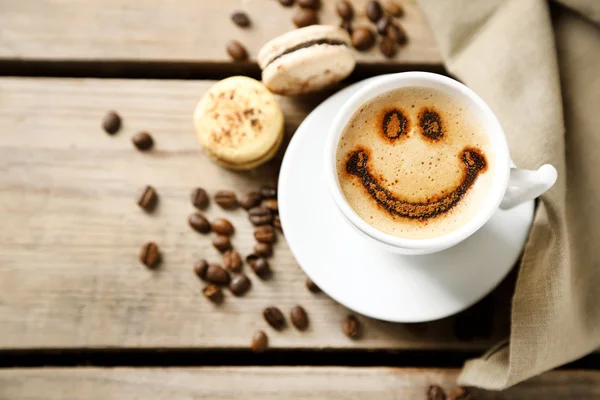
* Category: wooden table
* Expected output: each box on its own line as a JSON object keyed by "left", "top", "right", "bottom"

{"left": 0, "top": 1, "right": 597, "bottom": 398}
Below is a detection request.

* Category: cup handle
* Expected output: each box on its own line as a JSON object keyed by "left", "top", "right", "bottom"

{"left": 499, "top": 164, "right": 558, "bottom": 210}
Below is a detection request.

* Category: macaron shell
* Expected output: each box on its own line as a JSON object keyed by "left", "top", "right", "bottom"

{"left": 194, "top": 76, "right": 284, "bottom": 167}
{"left": 262, "top": 44, "right": 355, "bottom": 96}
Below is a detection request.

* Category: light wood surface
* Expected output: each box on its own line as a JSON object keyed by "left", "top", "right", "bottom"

{"left": 1, "top": 367, "right": 598, "bottom": 399}
{"left": 0, "top": 77, "right": 509, "bottom": 350}
{"left": 0, "top": 0, "right": 440, "bottom": 65}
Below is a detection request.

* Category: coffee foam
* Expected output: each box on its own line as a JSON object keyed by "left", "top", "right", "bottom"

{"left": 336, "top": 87, "right": 495, "bottom": 240}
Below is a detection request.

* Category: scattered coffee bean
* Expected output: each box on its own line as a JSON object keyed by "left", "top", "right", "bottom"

{"left": 278, "top": 0, "right": 295, "bottom": 6}
{"left": 229, "top": 274, "right": 252, "bottom": 296}
{"left": 203, "top": 284, "right": 224, "bottom": 303}
{"left": 137, "top": 185, "right": 158, "bottom": 211}
{"left": 226, "top": 40, "right": 249, "bottom": 61}
{"left": 260, "top": 185, "right": 277, "bottom": 199}
{"left": 427, "top": 385, "right": 447, "bottom": 400}
{"left": 254, "top": 242, "right": 272, "bottom": 257}
{"left": 213, "top": 235, "right": 232, "bottom": 253}
{"left": 197, "top": 263, "right": 230, "bottom": 285}
{"left": 306, "top": 277, "right": 321, "bottom": 293}
{"left": 298, "top": 0, "right": 320, "bottom": 9}
{"left": 231, "top": 11, "right": 251, "bottom": 28}
{"left": 188, "top": 213, "right": 211, "bottom": 234}
{"left": 249, "top": 207, "right": 273, "bottom": 226}
{"left": 223, "top": 250, "right": 242, "bottom": 272}
{"left": 214, "top": 190, "right": 238, "bottom": 209}
{"left": 366, "top": 1, "right": 383, "bottom": 22}
{"left": 263, "top": 307, "right": 286, "bottom": 330}
{"left": 262, "top": 199, "right": 278, "bottom": 214}
{"left": 340, "top": 20, "right": 353, "bottom": 35}
{"left": 379, "top": 37, "right": 397, "bottom": 58}
{"left": 140, "top": 242, "right": 160, "bottom": 268}
{"left": 384, "top": 0, "right": 404, "bottom": 17}
{"left": 255, "top": 225, "right": 276, "bottom": 243}
{"left": 251, "top": 330, "right": 268, "bottom": 353}
{"left": 376, "top": 17, "right": 391, "bottom": 36}
{"left": 132, "top": 131, "right": 154, "bottom": 151}
{"left": 342, "top": 315, "right": 361, "bottom": 339}
{"left": 388, "top": 23, "right": 408, "bottom": 45}
{"left": 190, "top": 187, "right": 209, "bottom": 209}
{"left": 292, "top": 8, "right": 318, "bottom": 28}
{"left": 240, "top": 191, "right": 262, "bottom": 210}
{"left": 212, "top": 218, "right": 235, "bottom": 236}
{"left": 273, "top": 215, "right": 282, "bottom": 231}
{"left": 290, "top": 305, "right": 309, "bottom": 330}
{"left": 448, "top": 387, "right": 471, "bottom": 400}
{"left": 352, "top": 27, "right": 375, "bottom": 51}
{"left": 336, "top": 0, "right": 354, "bottom": 20}
{"left": 251, "top": 257, "right": 271, "bottom": 278}
{"left": 246, "top": 253, "right": 259, "bottom": 267}
{"left": 102, "top": 110, "right": 121, "bottom": 134}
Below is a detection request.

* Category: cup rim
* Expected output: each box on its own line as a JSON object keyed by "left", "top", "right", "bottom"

{"left": 324, "top": 72, "right": 511, "bottom": 251}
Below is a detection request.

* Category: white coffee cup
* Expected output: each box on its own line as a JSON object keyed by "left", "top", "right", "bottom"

{"left": 324, "top": 72, "right": 557, "bottom": 255}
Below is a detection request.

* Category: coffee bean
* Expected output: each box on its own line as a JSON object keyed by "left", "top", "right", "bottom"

{"left": 292, "top": 8, "right": 318, "bottom": 28}
{"left": 255, "top": 225, "right": 276, "bottom": 243}
{"left": 290, "top": 305, "right": 309, "bottom": 330}
{"left": 226, "top": 40, "right": 248, "bottom": 61}
{"left": 214, "top": 190, "right": 238, "bottom": 209}
{"left": 231, "top": 11, "right": 251, "bottom": 28}
{"left": 262, "top": 199, "right": 278, "bottom": 214}
{"left": 260, "top": 185, "right": 277, "bottom": 199}
{"left": 340, "top": 20, "right": 353, "bottom": 35}
{"left": 376, "top": 17, "right": 391, "bottom": 36}
{"left": 190, "top": 187, "right": 209, "bottom": 209}
{"left": 240, "top": 191, "right": 262, "bottom": 210}
{"left": 203, "top": 284, "right": 224, "bottom": 303}
{"left": 297, "top": 0, "right": 320, "bottom": 9}
{"left": 137, "top": 185, "right": 158, "bottom": 211}
{"left": 198, "top": 263, "right": 230, "bottom": 285}
{"left": 212, "top": 218, "right": 234, "bottom": 236}
{"left": 132, "top": 131, "right": 154, "bottom": 151}
{"left": 306, "top": 277, "right": 321, "bottom": 293}
{"left": 251, "top": 330, "right": 268, "bottom": 353}
{"left": 278, "top": 0, "right": 294, "bottom": 6}
{"left": 263, "top": 307, "right": 286, "bottom": 330}
{"left": 379, "top": 37, "right": 397, "bottom": 58}
{"left": 229, "top": 274, "right": 252, "bottom": 296}
{"left": 384, "top": 0, "right": 404, "bottom": 17}
{"left": 342, "top": 315, "right": 361, "bottom": 339}
{"left": 254, "top": 242, "right": 272, "bottom": 257}
{"left": 388, "top": 23, "right": 407, "bottom": 45}
{"left": 213, "top": 235, "right": 232, "bottom": 253}
{"left": 448, "top": 387, "right": 471, "bottom": 400}
{"left": 188, "top": 213, "right": 211, "bottom": 234}
{"left": 223, "top": 250, "right": 242, "bottom": 272}
{"left": 427, "top": 385, "right": 447, "bottom": 400}
{"left": 251, "top": 257, "right": 271, "bottom": 279}
{"left": 352, "top": 27, "right": 375, "bottom": 51}
{"left": 102, "top": 110, "right": 121, "bottom": 134}
{"left": 140, "top": 242, "right": 160, "bottom": 268}
{"left": 336, "top": 0, "right": 354, "bottom": 20}
{"left": 194, "top": 259, "right": 209, "bottom": 278}
{"left": 246, "top": 253, "right": 259, "bottom": 266}
{"left": 366, "top": 1, "right": 383, "bottom": 22}
{"left": 273, "top": 215, "right": 282, "bottom": 231}
{"left": 249, "top": 207, "right": 273, "bottom": 226}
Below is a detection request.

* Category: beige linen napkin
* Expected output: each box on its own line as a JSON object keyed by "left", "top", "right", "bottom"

{"left": 418, "top": 0, "right": 600, "bottom": 390}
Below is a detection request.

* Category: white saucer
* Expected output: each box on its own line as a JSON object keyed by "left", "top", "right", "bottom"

{"left": 278, "top": 77, "right": 534, "bottom": 323}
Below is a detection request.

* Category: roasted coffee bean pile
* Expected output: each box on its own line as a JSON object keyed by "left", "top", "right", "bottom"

{"left": 427, "top": 385, "right": 473, "bottom": 400}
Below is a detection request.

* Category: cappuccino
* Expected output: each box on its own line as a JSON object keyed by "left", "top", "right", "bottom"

{"left": 336, "top": 87, "right": 494, "bottom": 239}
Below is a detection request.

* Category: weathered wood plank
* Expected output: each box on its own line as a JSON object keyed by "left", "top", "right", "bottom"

{"left": 0, "top": 77, "right": 508, "bottom": 350}
{"left": 0, "top": 367, "right": 598, "bottom": 399}
{"left": 0, "top": 0, "right": 440, "bottom": 65}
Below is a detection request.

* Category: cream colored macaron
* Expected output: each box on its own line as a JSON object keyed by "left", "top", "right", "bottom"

{"left": 193, "top": 77, "right": 284, "bottom": 170}
{"left": 258, "top": 25, "right": 355, "bottom": 96}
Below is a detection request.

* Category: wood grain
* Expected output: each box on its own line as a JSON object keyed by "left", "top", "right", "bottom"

{"left": 0, "top": 77, "right": 509, "bottom": 350}
{"left": 0, "top": 0, "right": 440, "bottom": 65}
{"left": 1, "top": 367, "right": 598, "bottom": 399}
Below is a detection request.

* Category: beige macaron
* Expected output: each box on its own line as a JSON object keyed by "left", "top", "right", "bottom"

{"left": 258, "top": 25, "right": 355, "bottom": 96}
{"left": 193, "top": 76, "right": 285, "bottom": 171}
